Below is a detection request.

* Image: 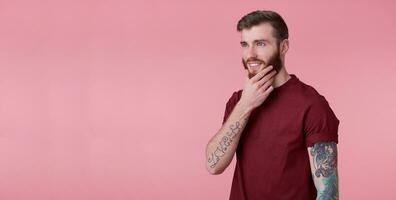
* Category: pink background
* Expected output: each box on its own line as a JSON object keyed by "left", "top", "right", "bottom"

{"left": 0, "top": 0, "right": 395, "bottom": 199}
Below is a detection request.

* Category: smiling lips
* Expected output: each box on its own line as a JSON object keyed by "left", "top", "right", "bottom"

{"left": 248, "top": 62, "right": 263, "bottom": 69}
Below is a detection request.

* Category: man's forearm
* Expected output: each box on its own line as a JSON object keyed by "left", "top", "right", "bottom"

{"left": 316, "top": 171, "right": 339, "bottom": 200}
{"left": 206, "top": 102, "right": 251, "bottom": 175}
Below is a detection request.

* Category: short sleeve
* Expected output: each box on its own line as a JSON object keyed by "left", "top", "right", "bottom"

{"left": 222, "top": 91, "right": 240, "bottom": 125}
{"left": 304, "top": 96, "right": 340, "bottom": 147}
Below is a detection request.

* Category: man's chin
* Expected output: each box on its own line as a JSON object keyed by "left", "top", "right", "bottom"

{"left": 248, "top": 65, "right": 271, "bottom": 78}
{"left": 248, "top": 71, "right": 261, "bottom": 79}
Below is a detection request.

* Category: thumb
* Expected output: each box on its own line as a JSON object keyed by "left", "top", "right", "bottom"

{"left": 244, "top": 69, "right": 250, "bottom": 81}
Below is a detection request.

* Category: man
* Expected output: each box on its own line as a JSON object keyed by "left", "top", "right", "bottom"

{"left": 205, "top": 10, "right": 340, "bottom": 200}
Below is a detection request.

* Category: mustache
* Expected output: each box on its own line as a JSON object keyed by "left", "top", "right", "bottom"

{"left": 244, "top": 58, "right": 264, "bottom": 63}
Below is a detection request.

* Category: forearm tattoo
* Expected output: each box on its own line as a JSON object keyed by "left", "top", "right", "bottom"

{"left": 310, "top": 142, "right": 339, "bottom": 200}
{"left": 207, "top": 119, "right": 246, "bottom": 168}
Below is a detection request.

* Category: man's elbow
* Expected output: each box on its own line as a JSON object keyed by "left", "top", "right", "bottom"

{"left": 206, "top": 165, "right": 225, "bottom": 175}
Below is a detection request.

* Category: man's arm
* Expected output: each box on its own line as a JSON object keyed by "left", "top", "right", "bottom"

{"left": 307, "top": 141, "right": 339, "bottom": 200}
{"left": 205, "top": 101, "right": 251, "bottom": 175}
{"left": 205, "top": 66, "right": 277, "bottom": 175}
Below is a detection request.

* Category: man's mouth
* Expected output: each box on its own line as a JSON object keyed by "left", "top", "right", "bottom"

{"left": 248, "top": 62, "right": 263, "bottom": 70}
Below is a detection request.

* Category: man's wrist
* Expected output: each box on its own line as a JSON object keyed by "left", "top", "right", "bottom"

{"left": 235, "top": 101, "right": 252, "bottom": 119}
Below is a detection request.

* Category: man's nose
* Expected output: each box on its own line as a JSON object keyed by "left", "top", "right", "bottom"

{"left": 247, "top": 46, "right": 257, "bottom": 59}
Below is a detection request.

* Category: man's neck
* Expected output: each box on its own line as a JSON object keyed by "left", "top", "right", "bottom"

{"left": 272, "top": 67, "right": 291, "bottom": 88}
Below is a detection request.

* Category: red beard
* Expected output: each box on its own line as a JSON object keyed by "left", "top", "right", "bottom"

{"left": 242, "top": 49, "right": 282, "bottom": 79}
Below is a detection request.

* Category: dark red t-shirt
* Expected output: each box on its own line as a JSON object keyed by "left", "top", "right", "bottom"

{"left": 222, "top": 74, "right": 340, "bottom": 200}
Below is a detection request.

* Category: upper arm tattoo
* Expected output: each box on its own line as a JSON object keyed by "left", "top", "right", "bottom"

{"left": 309, "top": 142, "right": 339, "bottom": 200}
{"left": 310, "top": 142, "right": 337, "bottom": 178}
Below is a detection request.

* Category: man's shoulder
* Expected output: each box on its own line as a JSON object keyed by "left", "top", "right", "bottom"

{"left": 290, "top": 77, "right": 331, "bottom": 108}
{"left": 295, "top": 78, "right": 334, "bottom": 108}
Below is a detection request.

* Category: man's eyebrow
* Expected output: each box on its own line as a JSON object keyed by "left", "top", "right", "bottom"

{"left": 240, "top": 39, "right": 270, "bottom": 44}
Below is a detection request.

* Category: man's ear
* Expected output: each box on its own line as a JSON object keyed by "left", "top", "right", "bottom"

{"left": 280, "top": 39, "right": 289, "bottom": 55}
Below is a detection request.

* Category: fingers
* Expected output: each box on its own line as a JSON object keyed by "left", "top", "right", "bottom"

{"left": 259, "top": 77, "right": 275, "bottom": 93}
{"left": 261, "top": 85, "right": 274, "bottom": 97}
{"left": 256, "top": 70, "right": 277, "bottom": 88}
{"left": 250, "top": 65, "right": 274, "bottom": 83}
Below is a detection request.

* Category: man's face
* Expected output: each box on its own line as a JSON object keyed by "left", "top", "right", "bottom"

{"left": 240, "top": 23, "right": 283, "bottom": 79}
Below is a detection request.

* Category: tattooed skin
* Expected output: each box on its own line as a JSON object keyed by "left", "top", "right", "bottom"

{"left": 310, "top": 142, "right": 339, "bottom": 200}
{"left": 207, "top": 119, "right": 246, "bottom": 168}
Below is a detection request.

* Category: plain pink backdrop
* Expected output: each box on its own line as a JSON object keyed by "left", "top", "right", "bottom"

{"left": 0, "top": 0, "right": 395, "bottom": 199}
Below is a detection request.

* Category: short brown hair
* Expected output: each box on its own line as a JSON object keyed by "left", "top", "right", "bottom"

{"left": 237, "top": 10, "right": 289, "bottom": 44}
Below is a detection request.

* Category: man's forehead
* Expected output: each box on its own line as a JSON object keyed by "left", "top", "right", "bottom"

{"left": 240, "top": 22, "right": 276, "bottom": 42}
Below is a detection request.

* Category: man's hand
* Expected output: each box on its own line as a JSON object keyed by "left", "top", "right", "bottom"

{"left": 238, "top": 65, "right": 277, "bottom": 112}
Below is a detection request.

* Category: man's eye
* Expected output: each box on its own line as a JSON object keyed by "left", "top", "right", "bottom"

{"left": 257, "top": 42, "right": 265, "bottom": 46}
{"left": 241, "top": 43, "right": 248, "bottom": 47}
